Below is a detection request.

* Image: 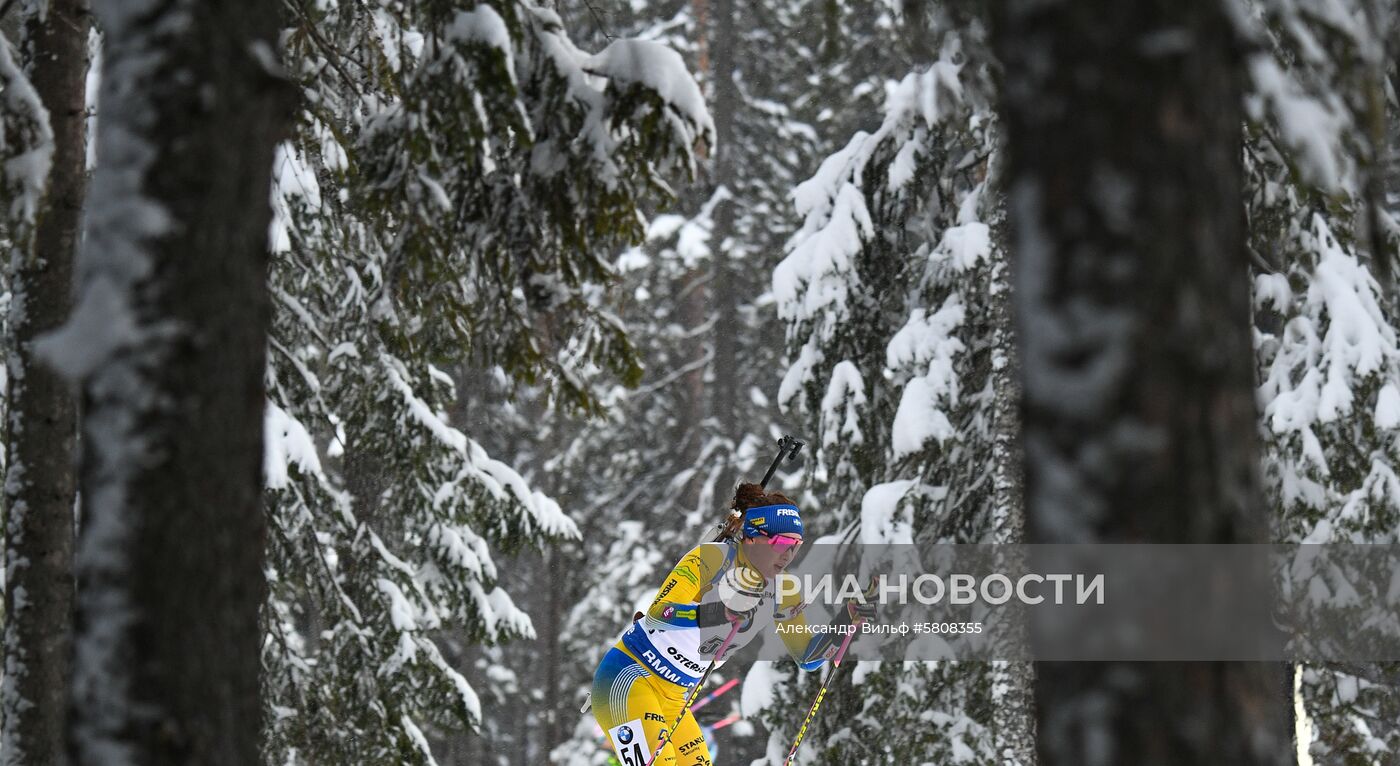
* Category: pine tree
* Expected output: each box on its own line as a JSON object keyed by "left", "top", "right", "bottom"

{"left": 1241, "top": 0, "right": 1400, "bottom": 760}
{"left": 764, "top": 4, "right": 1028, "bottom": 762}
{"left": 503, "top": 1, "right": 939, "bottom": 763}
{"left": 453, "top": 0, "right": 922, "bottom": 762}
{"left": 262, "top": 2, "right": 712, "bottom": 762}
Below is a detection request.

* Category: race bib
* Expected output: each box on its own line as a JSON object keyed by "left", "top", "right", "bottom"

{"left": 607, "top": 719, "right": 653, "bottom": 766}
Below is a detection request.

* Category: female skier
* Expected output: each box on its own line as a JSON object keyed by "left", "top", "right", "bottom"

{"left": 591, "top": 483, "right": 874, "bottom": 766}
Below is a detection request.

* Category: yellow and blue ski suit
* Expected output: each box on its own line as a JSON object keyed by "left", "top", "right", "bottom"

{"left": 591, "top": 540, "right": 845, "bottom": 765}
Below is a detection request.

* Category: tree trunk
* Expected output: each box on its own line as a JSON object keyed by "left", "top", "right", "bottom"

{"left": 1, "top": 3, "right": 89, "bottom": 765}
{"left": 541, "top": 546, "right": 561, "bottom": 760}
{"left": 708, "top": 0, "right": 738, "bottom": 447}
{"left": 674, "top": 0, "right": 719, "bottom": 510}
{"left": 993, "top": 1, "right": 1292, "bottom": 763}
{"left": 988, "top": 225, "right": 1036, "bottom": 766}
{"left": 54, "top": 1, "right": 292, "bottom": 764}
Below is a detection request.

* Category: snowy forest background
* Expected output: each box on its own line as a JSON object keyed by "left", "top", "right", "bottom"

{"left": 0, "top": 0, "right": 1398, "bottom": 764}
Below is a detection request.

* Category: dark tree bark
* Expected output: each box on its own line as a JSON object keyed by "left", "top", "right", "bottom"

{"left": 993, "top": 1, "right": 1292, "bottom": 763}
{"left": 989, "top": 226, "right": 1037, "bottom": 766}
{"left": 708, "top": 0, "right": 738, "bottom": 441}
{"left": 54, "top": 1, "right": 292, "bottom": 764}
{"left": 541, "top": 545, "right": 562, "bottom": 758}
{"left": 673, "top": 0, "right": 721, "bottom": 509}
{"left": 1, "top": 3, "right": 89, "bottom": 765}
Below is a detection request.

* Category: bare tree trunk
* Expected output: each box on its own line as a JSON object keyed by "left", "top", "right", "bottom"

{"left": 539, "top": 546, "right": 562, "bottom": 764}
{"left": 993, "top": 0, "right": 1292, "bottom": 763}
{"left": 675, "top": 0, "right": 717, "bottom": 510}
{"left": 988, "top": 226, "right": 1036, "bottom": 766}
{"left": 1, "top": 3, "right": 89, "bottom": 765}
{"left": 708, "top": 0, "right": 738, "bottom": 447}
{"left": 50, "top": 1, "right": 292, "bottom": 763}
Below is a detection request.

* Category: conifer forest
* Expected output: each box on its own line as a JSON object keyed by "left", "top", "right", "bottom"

{"left": 0, "top": 0, "right": 1398, "bottom": 764}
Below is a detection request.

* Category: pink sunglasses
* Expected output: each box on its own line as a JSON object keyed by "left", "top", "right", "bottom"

{"left": 756, "top": 530, "right": 803, "bottom": 551}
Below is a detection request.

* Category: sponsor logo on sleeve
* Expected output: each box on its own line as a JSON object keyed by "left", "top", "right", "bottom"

{"left": 674, "top": 565, "right": 700, "bottom": 587}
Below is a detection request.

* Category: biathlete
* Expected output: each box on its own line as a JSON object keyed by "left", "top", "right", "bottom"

{"left": 590, "top": 483, "right": 874, "bottom": 765}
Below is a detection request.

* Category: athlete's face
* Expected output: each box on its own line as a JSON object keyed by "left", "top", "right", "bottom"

{"left": 742, "top": 532, "right": 803, "bottom": 578}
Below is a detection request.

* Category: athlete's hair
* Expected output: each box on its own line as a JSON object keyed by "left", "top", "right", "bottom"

{"left": 731, "top": 482, "right": 794, "bottom": 512}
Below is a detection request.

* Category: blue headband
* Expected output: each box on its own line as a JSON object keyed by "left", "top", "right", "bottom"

{"left": 741, "top": 503, "right": 803, "bottom": 538}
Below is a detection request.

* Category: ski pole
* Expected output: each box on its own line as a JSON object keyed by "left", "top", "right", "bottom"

{"left": 783, "top": 577, "right": 880, "bottom": 765}
{"left": 782, "top": 626, "right": 856, "bottom": 765}
{"left": 709, "top": 712, "right": 741, "bottom": 732}
{"left": 643, "top": 617, "right": 744, "bottom": 766}
{"left": 688, "top": 677, "right": 740, "bottom": 714}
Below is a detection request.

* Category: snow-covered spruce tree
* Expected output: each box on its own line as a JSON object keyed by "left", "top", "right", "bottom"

{"left": 764, "top": 6, "right": 1034, "bottom": 763}
{"left": 262, "top": 2, "right": 712, "bottom": 763}
{"left": 454, "top": 1, "right": 921, "bottom": 763}
{"left": 523, "top": 0, "right": 915, "bottom": 522}
{"left": 1240, "top": 0, "right": 1400, "bottom": 760}
{"left": 0, "top": 3, "right": 89, "bottom": 764}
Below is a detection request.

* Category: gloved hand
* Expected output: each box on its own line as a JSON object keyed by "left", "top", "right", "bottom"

{"left": 845, "top": 598, "right": 877, "bottom": 624}
{"left": 696, "top": 599, "right": 758, "bottom": 628}
{"left": 844, "top": 577, "right": 880, "bottom": 624}
{"left": 697, "top": 565, "right": 766, "bottom": 627}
